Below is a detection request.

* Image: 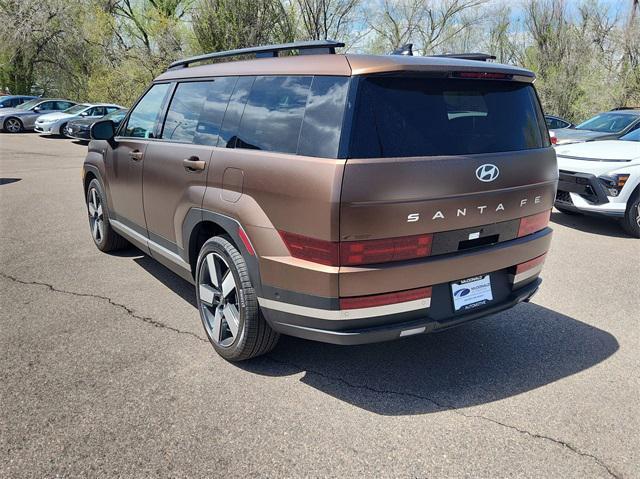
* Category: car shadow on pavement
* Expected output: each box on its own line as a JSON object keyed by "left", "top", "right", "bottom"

{"left": 129, "top": 248, "right": 619, "bottom": 416}
{"left": 0, "top": 178, "right": 21, "bottom": 185}
{"left": 550, "top": 210, "right": 629, "bottom": 238}
{"left": 242, "top": 303, "right": 618, "bottom": 415}
{"left": 132, "top": 254, "right": 197, "bottom": 307}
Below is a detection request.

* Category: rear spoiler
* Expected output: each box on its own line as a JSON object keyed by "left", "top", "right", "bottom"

{"left": 390, "top": 44, "right": 496, "bottom": 62}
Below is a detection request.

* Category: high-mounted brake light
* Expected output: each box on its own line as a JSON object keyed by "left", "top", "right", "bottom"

{"left": 517, "top": 210, "right": 551, "bottom": 237}
{"left": 279, "top": 231, "right": 434, "bottom": 266}
{"left": 340, "top": 286, "right": 432, "bottom": 310}
{"left": 453, "top": 71, "right": 513, "bottom": 80}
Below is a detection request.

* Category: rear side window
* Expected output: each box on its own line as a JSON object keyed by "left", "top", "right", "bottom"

{"left": 123, "top": 83, "right": 170, "bottom": 138}
{"left": 350, "top": 77, "right": 548, "bottom": 158}
{"left": 162, "top": 81, "right": 210, "bottom": 143}
{"left": 236, "top": 76, "right": 312, "bottom": 154}
{"left": 298, "top": 76, "right": 349, "bottom": 158}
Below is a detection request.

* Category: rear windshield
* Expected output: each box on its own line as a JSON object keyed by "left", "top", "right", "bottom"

{"left": 349, "top": 77, "right": 548, "bottom": 158}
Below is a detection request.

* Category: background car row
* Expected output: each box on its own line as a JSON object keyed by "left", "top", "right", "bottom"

{"left": 0, "top": 95, "right": 126, "bottom": 141}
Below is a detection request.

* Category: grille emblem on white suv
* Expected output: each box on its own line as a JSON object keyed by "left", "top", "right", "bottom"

{"left": 475, "top": 164, "right": 500, "bottom": 182}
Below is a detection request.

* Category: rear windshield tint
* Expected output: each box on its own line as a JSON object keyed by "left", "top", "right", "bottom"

{"left": 349, "top": 77, "right": 548, "bottom": 158}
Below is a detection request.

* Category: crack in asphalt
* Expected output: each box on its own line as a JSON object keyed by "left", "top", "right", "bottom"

{"left": 0, "top": 272, "right": 207, "bottom": 344}
{"left": 264, "top": 359, "right": 621, "bottom": 479}
{"left": 1, "top": 272, "right": 621, "bottom": 478}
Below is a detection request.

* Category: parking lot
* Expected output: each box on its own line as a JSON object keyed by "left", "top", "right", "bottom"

{"left": 0, "top": 133, "right": 638, "bottom": 478}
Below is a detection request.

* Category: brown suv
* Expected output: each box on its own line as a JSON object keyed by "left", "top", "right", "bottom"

{"left": 84, "top": 40, "right": 556, "bottom": 360}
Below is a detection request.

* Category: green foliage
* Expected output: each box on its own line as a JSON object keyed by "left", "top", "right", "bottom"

{"left": 0, "top": 0, "right": 637, "bottom": 120}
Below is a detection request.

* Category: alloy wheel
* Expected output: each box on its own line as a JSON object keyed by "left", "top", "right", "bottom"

{"left": 5, "top": 118, "right": 21, "bottom": 133}
{"left": 636, "top": 204, "right": 640, "bottom": 227}
{"left": 198, "top": 252, "right": 240, "bottom": 347}
{"left": 87, "top": 187, "right": 104, "bottom": 243}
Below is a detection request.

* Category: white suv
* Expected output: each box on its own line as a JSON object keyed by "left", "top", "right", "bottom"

{"left": 554, "top": 129, "right": 640, "bottom": 237}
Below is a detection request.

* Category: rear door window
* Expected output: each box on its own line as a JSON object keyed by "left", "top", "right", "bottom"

{"left": 218, "top": 77, "right": 254, "bottom": 148}
{"left": 350, "top": 77, "right": 548, "bottom": 158}
{"left": 194, "top": 77, "right": 236, "bottom": 146}
{"left": 162, "top": 81, "right": 210, "bottom": 143}
{"left": 123, "top": 83, "right": 170, "bottom": 138}
{"left": 235, "top": 76, "right": 312, "bottom": 154}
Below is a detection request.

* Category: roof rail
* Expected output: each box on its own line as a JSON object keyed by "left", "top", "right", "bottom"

{"left": 430, "top": 53, "right": 496, "bottom": 62}
{"left": 167, "top": 40, "right": 345, "bottom": 70}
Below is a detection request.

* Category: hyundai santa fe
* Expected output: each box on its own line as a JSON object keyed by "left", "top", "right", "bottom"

{"left": 83, "top": 40, "right": 557, "bottom": 360}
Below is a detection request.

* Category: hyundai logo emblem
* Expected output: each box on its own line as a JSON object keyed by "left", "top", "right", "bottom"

{"left": 475, "top": 164, "right": 500, "bottom": 182}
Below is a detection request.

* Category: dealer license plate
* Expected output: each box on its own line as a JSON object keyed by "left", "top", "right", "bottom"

{"left": 451, "top": 275, "right": 493, "bottom": 312}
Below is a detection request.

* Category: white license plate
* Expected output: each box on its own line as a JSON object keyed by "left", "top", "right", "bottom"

{"left": 451, "top": 275, "right": 493, "bottom": 312}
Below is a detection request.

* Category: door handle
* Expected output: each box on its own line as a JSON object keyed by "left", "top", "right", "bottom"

{"left": 183, "top": 156, "right": 206, "bottom": 172}
{"left": 129, "top": 150, "right": 143, "bottom": 161}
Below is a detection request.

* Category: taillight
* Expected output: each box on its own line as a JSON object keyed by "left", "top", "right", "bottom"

{"left": 279, "top": 231, "right": 339, "bottom": 266}
{"left": 515, "top": 253, "right": 547, "bottom": 275}
{"left": 340, "top": 234, "right": 433, "bottom": 266}
{"left": 549, "top": 130, "right": 557, "bottom": 145}
{"left": 453, "top": 71, "right": 513, "bottom": 80}
{"left": 517, "top": 210, "right": 551, "bottom": 237}
{"left": 279, "top": 231, "right": 434, "bottom": 266}
{"left": 340, "top": 286, "right": 432, "bottom": 310}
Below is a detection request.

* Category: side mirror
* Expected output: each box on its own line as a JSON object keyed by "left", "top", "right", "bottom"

{"left": 90, "top": 119, "right": 115, "bottom": 140}
{"left": 80, "top": 111, "right": 88, "bottom": 117}
{"left": 33, "top": 107, "right": 41, "bottom": 112}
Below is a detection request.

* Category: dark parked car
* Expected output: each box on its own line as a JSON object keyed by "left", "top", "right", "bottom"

{"left": 545, "top": 115, "right": 573, "bottom": 130}
{"left": 0, "top": 95, "right": 38, "bottom": 109}
{"left": 552, "top": 109, "right": 640, "bottom": 145}
{"left": 64, "top": 107, "right": 128, "bottom": 141}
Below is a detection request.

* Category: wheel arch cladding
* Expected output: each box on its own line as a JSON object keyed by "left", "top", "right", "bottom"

{"left": 184, "top": 208, "right": 263, "bottom": 295}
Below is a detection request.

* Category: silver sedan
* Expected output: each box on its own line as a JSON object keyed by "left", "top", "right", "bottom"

{"left": 0, "top": 98, "right": 76, "bottom": 133}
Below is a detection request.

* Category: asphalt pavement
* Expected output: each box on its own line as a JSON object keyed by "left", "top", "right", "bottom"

{"left": 1, "top": 133, "right": 638, "bottom": 478}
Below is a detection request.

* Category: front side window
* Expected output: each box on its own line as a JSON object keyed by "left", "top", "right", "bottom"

{"left": 56, "top": 101, "right": 75, "bottom": 110}
{"left": 64, "top": 104, "right": 89, "bottom": 115}
{"left": 123, "top": 83, "right": 170, "bottom": 138}
{"left": 162, "top": 82, "right": 210, "bottom": 143}
{"left": 37, "top": 101, "right": 56, "bottom": 111}
{"left": 350, "top": 77, "right": 548, "bottom": 158}
{"left": 236, "top": 76, "right": 312, "bottom": 154}
{"left": 17, "top": 99, "right": 40, "bottom": 110}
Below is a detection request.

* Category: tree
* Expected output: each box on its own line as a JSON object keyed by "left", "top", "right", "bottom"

{"left": 192, "top": 0, "right": 296, "bottom": 54}
{"left": 295, "top": 0, "right": 362, "bottom": 43}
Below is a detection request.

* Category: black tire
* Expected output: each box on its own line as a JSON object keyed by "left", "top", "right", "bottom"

{"left": 621, "top": 189, "right": 640, "bottom": 238}
{"left": 555, "top": 205, "right": 582, "bottom": 216}
{"left": 59, "top": 122, "right": 68, "bottom": 138}
{"left": 3, "top": 117, "right": 23, "bottom": 133}
{"left": 196, "top": 236, "right": 279, "bottom": 361}
{"left": 85, "top": 178, "right": 129, "bottom": 252}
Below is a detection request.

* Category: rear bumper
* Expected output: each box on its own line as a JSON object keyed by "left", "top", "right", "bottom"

{"left": 258, "top": 228, "right": 551, "bottom": 345}
{"left": 263, "top": 278, "right": 541, "bottom": 345}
